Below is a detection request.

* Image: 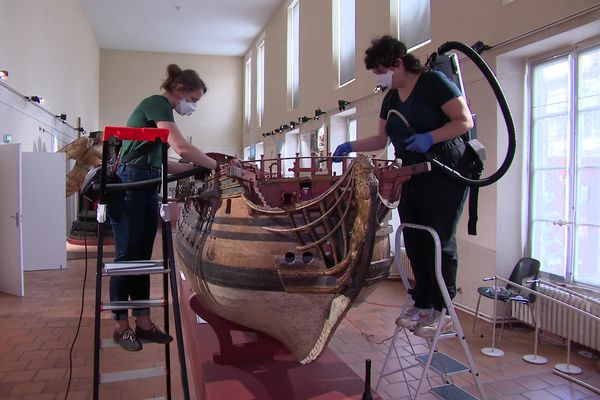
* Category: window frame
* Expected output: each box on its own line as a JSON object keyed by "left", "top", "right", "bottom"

{"left": 333, "top": 0, "right": 356, "bottom": 88}
{"left": 527, "top": 40, "right": 600, "bottom": 287}
{"left": 257, "top": 39, "right": 265, "bottom": 128}
{"left": 389, "top": 0, "right": 431, "bottom": 53}
{"left": 244, "top": 57, "right": 252, "bottom": 127}
{"left": 287, "top": 0, "right": 300, "bottom": 110}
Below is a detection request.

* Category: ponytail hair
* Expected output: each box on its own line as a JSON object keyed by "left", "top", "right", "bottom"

{"left": 161, "top": 64, "right": 208, "bottom": 94}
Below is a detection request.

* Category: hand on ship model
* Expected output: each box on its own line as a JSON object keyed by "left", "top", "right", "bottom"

{"left": 332, "top": 142, "right": 353, "bottom": 162}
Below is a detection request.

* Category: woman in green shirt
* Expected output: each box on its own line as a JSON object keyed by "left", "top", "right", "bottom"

{"left": 109, "top": 64, "right": 218, "bottom": 351}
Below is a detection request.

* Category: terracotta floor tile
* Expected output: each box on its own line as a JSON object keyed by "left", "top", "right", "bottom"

{"left": 1, "top": 369, "right": 36, "bottom": 383}
{"left": 25, "top": 393, "right": 56, "bottom": 400}
{"left": 18, "top": 349, "right": 51, "bottom": 361}
{"left": 9, "top": 380, "right": 46, "bottom": 396}
{"left": 33, "top": 367, "right": 68, "bottom": 381}
{"left": 547, "top": 383, "right": 594, "bottom": 400}
{"left": 523, "top": 389, "right": 564, "bottom": 400}
{"left": 0, "top": 382, "right": 16, "bottom": 397}
{"left": 496, "top": 395, "right": 529, "bottom": 400}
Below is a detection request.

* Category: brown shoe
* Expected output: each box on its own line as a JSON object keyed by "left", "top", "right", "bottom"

{"left": 113, "top": 328, "right": 142, "bottom": 352}
{"left": 135, "top": 324, "right": 173, "bottom": 344}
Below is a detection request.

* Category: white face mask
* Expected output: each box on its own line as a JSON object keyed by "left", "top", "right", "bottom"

{"left": 175, "top": 98, "right": 197, "bottom": 116}
{"left": 375, "top": 70, "right": 395, "bottom": 90}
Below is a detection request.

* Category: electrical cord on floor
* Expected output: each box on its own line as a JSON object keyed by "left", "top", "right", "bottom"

{"left": 345, "top": 318, "right": 394, "bottom": 345}
{"left": 64, "top": 199, "right": 90, "bottom": 400}
{"left": 344, "top": 301, "right": 411, "bottom": 344}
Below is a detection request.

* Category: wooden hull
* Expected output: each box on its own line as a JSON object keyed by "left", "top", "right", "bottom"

{"left": 175, "top": 155, "right": 426, "bottom": 363}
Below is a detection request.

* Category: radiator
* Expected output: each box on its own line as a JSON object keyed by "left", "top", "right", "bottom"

{"left": 391, "top": 247, "right": 414, "bottom": 283}
{"left": 513, "top": 283, "right": 600, "bottom": 352}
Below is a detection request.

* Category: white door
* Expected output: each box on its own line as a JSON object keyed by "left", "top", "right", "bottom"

{"left": 22, "top": 152, "right": 66, "bottom": 271}
{"left": 0, "top": 143, "right": 24, "bottom": 296}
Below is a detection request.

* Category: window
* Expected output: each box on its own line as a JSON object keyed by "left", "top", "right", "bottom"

{"left": 257, "top": 40, "right": 265, "bottom": 127}
{"left": 244, "top": 57, "right": 252, "bottom": 126}
{"left": 529, "top": 45, "right": 600, "bottom": 287}
{"left": 255, "top": 142, "right": 264, "bottom": 168}
{"left": 283, "top": 129, "right": 300, "bottom": 176}
{"left": 329, "top": 109, "right": 356, "bottom": 176}
{"left": 287, "top": 0, "right": 300, "bottom": 109}
{"left": 390, "top": 0, "right": 431, "bottom": 52}
{"left": 333, "top": 0, "right": 355, "bottom": 87}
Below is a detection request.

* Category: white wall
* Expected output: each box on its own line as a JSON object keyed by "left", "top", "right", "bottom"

{"left": 99, "top": 50, "right": 243, "bottom": 156}
{"left": 0, "top": 0, "right": 100, "bottom": 142}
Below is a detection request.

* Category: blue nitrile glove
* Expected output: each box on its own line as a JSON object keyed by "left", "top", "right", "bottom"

{"left": 404, "top": 132, "right": 434, "bottom": 154}
{"left": 332, "top": 142, "right": 353, "bottom": 162}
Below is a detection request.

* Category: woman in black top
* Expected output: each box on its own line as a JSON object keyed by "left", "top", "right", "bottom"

{"left": 333, "top": 36, "right": 473, "bottom": 337}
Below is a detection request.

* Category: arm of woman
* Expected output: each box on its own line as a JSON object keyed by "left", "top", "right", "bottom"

{"left": 167, "top": 160, "right": 194, "bottom": 174}
{"left": 156, "top": 120, "right": 218, "bottom": 170}
{"left": 430, "top": 96, "right": 474, "bottom": 144}
{"left": 346, "top": 119, "right": 389, "bottom": 152}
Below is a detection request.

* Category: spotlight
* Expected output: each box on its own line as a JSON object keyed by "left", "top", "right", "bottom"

{"left": 262, "top": 133, "right": 266, "bottom": 137}
{"left": 289, "top": 121, "right": 297, "bottom": 129}
{"left": 28, "top": 96, "right": 45, "bottom": 104}
{"left": 314, "top": 108, "right": 325, "bottom": 120}
{"left": 56, "top": 113, "right": 67, "bottom": 121}
{"left": 374, "top": 85, "right": 386, "bottom": 93}
{"left": 338, "top": 99, "right": 349, "bottom": 111}
{"left": 471, "top": 41, "right": 491, "bottom": 55}
{"left": 280, "top": 124, "right": 289, "bottom": 130}
{"left": 0, "top": 70, "right": 8, "bottom": 80}
{"left": 298, "top": 116, "right": 311, "bottom": 123}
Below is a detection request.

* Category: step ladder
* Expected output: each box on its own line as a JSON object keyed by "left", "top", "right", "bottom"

{"left": 377, "top": 223, "right": 487, "bottom": 400}
{"left": 92, "top": 126, "right": 190, "bottom": 400}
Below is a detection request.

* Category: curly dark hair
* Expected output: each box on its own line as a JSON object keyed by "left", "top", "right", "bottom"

{"left": 364, "top": 35, "right": 424, "bottom": 74}
{"left": 160, "top": 64, "right": 208, "bottom": 94}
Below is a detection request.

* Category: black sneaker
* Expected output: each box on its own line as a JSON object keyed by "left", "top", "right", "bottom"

{"left": 135, "top": 324, "right": 173, "bottom": 344}
{"left": 113, "top": 328, "right": 142, "bottom": 352}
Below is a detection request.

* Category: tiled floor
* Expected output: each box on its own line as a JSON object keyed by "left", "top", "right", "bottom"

{"left": 0, "top": 236, "right": 599, "bottom": 399}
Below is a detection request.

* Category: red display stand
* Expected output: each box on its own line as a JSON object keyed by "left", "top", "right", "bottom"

{"left": 179, "top": 276, "right": 380, "bottom": 400}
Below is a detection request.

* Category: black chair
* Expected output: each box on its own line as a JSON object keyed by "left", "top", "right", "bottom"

{"left": 472, "top": 257, "right": 541, "bottom": 335}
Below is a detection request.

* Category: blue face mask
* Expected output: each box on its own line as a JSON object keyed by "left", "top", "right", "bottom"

{"left": 175, "top": 99, "right": 197, "bottom": 116}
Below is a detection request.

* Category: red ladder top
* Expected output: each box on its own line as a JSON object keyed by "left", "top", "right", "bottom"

{"left": 104, "top": 126, "right": 169, "bottom": 142}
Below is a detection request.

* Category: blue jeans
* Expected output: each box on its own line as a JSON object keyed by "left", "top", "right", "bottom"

{"left": 108, "top": 163, "right": 160, "bottom": 321}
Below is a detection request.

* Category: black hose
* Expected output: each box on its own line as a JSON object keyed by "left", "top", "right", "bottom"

{"left": 427, "top": 41, "right": 517, "bottom": 187}
{"left": 93, "top": 165, "right": 211, "bottom": 192}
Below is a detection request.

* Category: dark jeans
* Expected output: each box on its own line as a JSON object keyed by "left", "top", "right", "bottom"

{"left": 399, "top": 140, "right": 468, "bottom": 311}
{"left": 108, "top": 163, "right": 160, "bottom": 321}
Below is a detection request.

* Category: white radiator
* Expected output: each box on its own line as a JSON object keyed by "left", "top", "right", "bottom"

{"left": 513, "top": 283, "right": 600, "bottom": 352}
{"left": 391, "top": 248, "right": 414, "bottom": 283}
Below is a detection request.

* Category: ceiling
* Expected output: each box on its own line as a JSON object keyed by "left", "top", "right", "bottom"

{"left": 80, "top": 0, "right": 284, "bottom": 56}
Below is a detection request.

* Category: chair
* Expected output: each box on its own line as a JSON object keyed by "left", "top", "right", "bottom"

{"left": 472, "top": 257, "right": 541, "bottom": 335}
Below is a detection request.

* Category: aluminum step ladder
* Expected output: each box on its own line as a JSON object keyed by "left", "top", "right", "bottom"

{"left": 377, "top": 223, "right": 487, "bottom": 400}
{"left": 92, "top": 126, "right": 190, "bottom": 400}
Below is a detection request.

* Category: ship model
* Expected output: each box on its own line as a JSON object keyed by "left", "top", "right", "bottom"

{"left": 175, "top": 154, "right": 429, "bottom": 364}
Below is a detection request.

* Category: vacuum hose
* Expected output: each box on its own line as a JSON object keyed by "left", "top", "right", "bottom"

{"left": 93, "top": 165, "right": 211, "bottom": 192}
{"left": 427, "top": 41, "right": 517, "bottom": 187}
